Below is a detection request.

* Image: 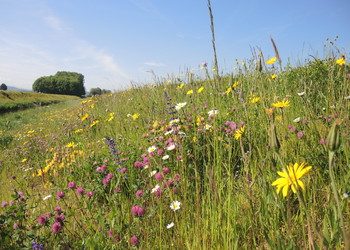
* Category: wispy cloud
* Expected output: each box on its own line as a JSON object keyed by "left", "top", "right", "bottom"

{"left": 144, "top": 61, "right": 166, "bottom": 67}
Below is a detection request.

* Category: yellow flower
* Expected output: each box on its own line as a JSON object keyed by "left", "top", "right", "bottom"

{"left": 336, "top": 58, "right": 346, "bottom": 65}
{"left": 266, "top": 57, "right": 277, "bottom": 64}
{"left": 89, "top": 104, "right": 95, "bottom": 109}
{"left": 242, "top": 61, "right": 245, "bottom": 66}
{"left": 225, "top": 87, "right": 232, "bottom": 94}
{"left": 74, "top": 129, "right": 83, "bottom": 133}
{"left": 90, "top": 120, "right": 99, "bottom": 127}
{"left": 272, "top": 100, "right": 290, "bottom": 108}
{"left": 66, "top": 142, "right": 75, "bottom": 148}
{"left": 21, "top": 158, "right": 27, "bottom": 163}
{"left": 234, "top": 126, "right": 245, "bottom": 140}
{"left": 271, "top": 74, "right": 277, "bottom": 79}
{"left": 250, "top": 97, "right": 260, "bottom": 103}
{"left": 81, "top": 113, "right": 89, "bottom": 121}
{"left": 272, "top": 162, "right": 312, "bottom": 197}
{"left": 212, "top": 68, "right": 216, "bottom": 71}
{"left": 232, "top": 81, "right": 239, "bottom": 88}
{"left": 197, "top": 86, "right": 204, "bottom": 93}
{"left": 275, "top": 116, "right": 282, "bottom": 121}
{"left": 132, "top": 113, "right": 140, "bottom": 120}
{"left": 177, "top": 84, "right": 184, "bottom": 90}
{"left": 187, "top": 90, "right": 193, "bottom": 95}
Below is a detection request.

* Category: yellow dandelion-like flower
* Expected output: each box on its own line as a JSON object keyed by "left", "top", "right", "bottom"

{"left": 234, "top": 126, "right": 245, "bottom": 140}
{"left": 212, "top": 68, "right": 216, "bottom": 71}
{"left": 225, "top": 87, "right": 232, "bottom": 94}
{"left": 271, "top": 74, "right": 277, "bottom": 79}
{"left": 89, "top": 104, "right": 95, "bottom": 109}
{"left": 242, "top": 61, "right": 245, "bottom": 66}
{"left": 336, "top": 58, "right": 346, "bottom": 66}
{"left": 66, "top": 142, "right": 75, "bottom": 148}
{"left": 272, "top": 100, "right": 290, "bottom": 108}
{"left": 197, "top": 86, "right": 204, "bottom": 93}
{"left": 232, "top": 81, "right": 239, "bottom": 88}
{"left": 187, "top": 90, "right": 194, "bottom": 95}
{"left": 250, "top": 97, "right": 260, "bottom": 103}
{"left": 90, "top": 120, "right": 99, "bottom": 127}
{"left": 74, "top": 129, "right": 83, "bottom": 133}
{"left": 266, "top": 57, "right": 277, "bottom": 64}
{"left": 132, "top": 113, "right": 140, "bottom": 120}
{"left": 176, "top": 84, "right": 184, "bottom": 90}
{"left": 21, "top": 158, "right": 27, "bottom": 163}
{"left": 81, "top": 113, "right": 89, "bottom": 121}
{"left": 272, "top": 162, "right": 312, "bottom": 197}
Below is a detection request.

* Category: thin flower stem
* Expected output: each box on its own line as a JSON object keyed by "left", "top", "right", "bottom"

{"left": 328, "top": 151, "right": 349, "bottom": 249}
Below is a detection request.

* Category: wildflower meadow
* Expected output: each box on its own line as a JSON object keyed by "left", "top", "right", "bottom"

{"left": 1, "top": 39, "right": 350, "bottom": 249}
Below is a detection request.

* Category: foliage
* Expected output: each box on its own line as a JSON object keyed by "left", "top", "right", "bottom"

{"left": 0, "top": 83, "right": 7, "bottom": 90}
{"left": 89, "top": 87, "right": 112, "bottom": 96}
{"left": 32, "top": 71, "right": 86, "bottom": 97}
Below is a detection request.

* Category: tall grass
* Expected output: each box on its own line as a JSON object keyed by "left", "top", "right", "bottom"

{"left": 0, "top": 44, "right": 349, "bottom": 249}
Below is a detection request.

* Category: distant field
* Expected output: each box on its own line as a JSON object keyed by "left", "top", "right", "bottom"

{"left": 0, "top": 91, "right": 81, "bottom": 113}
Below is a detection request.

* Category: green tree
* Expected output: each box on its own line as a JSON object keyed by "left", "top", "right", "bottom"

{"left": 0, "top": 83, "right": 7, "bottom": 90}
{"left": 32, "top": 72, "right": 85, "bottom": 97}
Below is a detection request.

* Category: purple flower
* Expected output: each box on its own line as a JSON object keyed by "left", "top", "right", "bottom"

{"left": 37, "top": 215, "right": 48, "bottom": 225}
{"left": 157, "top": 149, "right": 164, "bottom": 155}
{"left": 76, "top": 187, "right": 84, "bottom": 195}
{"left": 57, "top": 191, "right": 65, "bottom": 199}
{"left": 86, "top": 191, "right": 94, "bottom": 198}
{"left": 135, "top": 190, "right": 144, "bottom": 197}
{"left": 13, "top": 223, "right": 19, "bottom": 229}
{"left": 134, "top": 161, "right": 144, "bottom": 169}
{"left": 1, "top": 201, "right": 8, "bottom": 208}
{"left": 162, "top": 167, "right": 170, "bottom": 175}
{"left": 319, "top": 138, "right": 326, "bottom": 145}
{"left": 130, "top": 235, "right": 139, "bottom": 245}
{"left": 52, "top": 222, "right": 62, "bottom": 234}
{"left": 155, "top": 173, "right": 164, "bottom": 181}
{"left": 131, "top": 205, "right": 145, "bottom": 217}
{"left": 115, "top": 187, "right": 121, "bottom": 193}
{"left": 55, "top": 215, "right": 65, "bottom": 223}
{"left": 68, "top": 181, "right": 76, "bottom": 189}
{"left": 106, "top": 173, "right": 113, "bottom": 180}
{"left": 102, "top": 178, "right": 110, "bottom": 185}
{"left": 297, "top": 131, "right": 304, "bottom": 138}
{"left": 120, "top": 168, "right": 127, "bottom": 174}
{"left": 201, "top": 61, "right": 208, "bottom": 68}
{"left": 55, "top": 206, "right": 62, "bottom": 215}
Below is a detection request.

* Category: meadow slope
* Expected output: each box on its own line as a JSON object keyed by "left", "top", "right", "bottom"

{"left": 0, "top": 55, "right": 349, "bottom": 249}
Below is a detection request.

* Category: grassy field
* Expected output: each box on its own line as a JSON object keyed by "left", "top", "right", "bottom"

{"left": 0, "top": 50, "right": 349, "bottom": 249}
{"left": 0, "top": 91, "right": 81, "bottom": 114}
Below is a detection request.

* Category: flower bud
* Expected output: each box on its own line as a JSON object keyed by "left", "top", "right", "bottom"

{"left": 326, "top": 119, "right": 342, "bottom": 152}
{"left": 269, "top": 122, "right": 280, "bottom": 152}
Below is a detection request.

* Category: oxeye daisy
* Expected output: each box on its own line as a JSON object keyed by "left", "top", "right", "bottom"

{"left": 148, "top": 146, "right": 157, "bottom": 153}
{"left": 170, "top": 200, "right": 181, "bottom": 211}
{"left": 272, "top": 162, "right": 312, "bottom": 197}
{"left": 175, "top": 102, "right": 187, "bottom": 110}
{"left": 151, "top": 184, "right": 160, "bottom": 193}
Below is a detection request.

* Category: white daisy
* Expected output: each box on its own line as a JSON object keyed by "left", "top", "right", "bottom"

{"left": 148, "top": 146, "right": 157, "bottom": 153}
{"left": 175, "top": 102, "right": 187, "bottom": 110}
{"left": 151, "top": 184, "right": 160, "bottom": 193}
{"left": 170, "top": 200, "right": 181, "bottom": 211}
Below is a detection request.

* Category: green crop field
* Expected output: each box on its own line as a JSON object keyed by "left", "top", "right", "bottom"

{"left": 0, "top": 51, "right": 349, "bottom": 249}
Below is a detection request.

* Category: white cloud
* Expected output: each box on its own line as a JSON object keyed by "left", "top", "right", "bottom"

{"left": 144, "top": 62, "right": 166, "bottom": 67}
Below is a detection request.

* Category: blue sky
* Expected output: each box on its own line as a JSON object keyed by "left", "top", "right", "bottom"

{"left": 0, "top": 0, "right": 349, "bottom": 91}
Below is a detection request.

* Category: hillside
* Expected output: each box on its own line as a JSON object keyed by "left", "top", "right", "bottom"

{"left": 0, "top": 57, "right": 349, "bottom": 249}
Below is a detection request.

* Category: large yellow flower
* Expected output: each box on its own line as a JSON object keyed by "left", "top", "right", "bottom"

{"left": 272, "top": 100, "right": 290, "bottom": 108}
{"left": 272, "top": 162, "right": 312, "bottom": 197}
